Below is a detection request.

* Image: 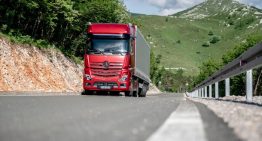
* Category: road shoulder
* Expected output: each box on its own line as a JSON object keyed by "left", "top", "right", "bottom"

{"left": 190, "top": 97, "right": 262, "bottom": 141}
{"left": 192, "top": 100, "right": 242, "bottom": 141}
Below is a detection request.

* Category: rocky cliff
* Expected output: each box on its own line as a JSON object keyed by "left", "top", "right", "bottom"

{"left": 0, "top": 37, "right": 82, "bottom": 92}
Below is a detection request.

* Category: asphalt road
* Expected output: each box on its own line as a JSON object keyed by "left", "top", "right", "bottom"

{"left": 0, "top": 93, "right": 241, "bottom": 141}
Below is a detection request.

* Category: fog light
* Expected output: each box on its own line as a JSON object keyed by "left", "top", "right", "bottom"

{"left": 85, "top": 83, "right": 91, "bottom": 86}
{"left": 119, "top": 75, "right": 128, "bottom": 82}
{"left": 85, "top": 74, "right": 92, "bottom": 80}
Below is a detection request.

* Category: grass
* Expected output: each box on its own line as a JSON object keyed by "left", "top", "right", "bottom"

{"left": 0, "top": 30, "right": 56, "bottom": 49}
{"left": 134, "top": 1, "right": 262, "bottom": 76}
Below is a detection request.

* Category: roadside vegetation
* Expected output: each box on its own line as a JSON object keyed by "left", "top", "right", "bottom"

{"left": 150, "top": 50, "right": 192, "bottom": 92}
{"left": 190, "top": 34, "right": 262, "bottom": 96}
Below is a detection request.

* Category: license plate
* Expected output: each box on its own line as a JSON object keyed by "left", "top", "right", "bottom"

{"left": 99, "top": 86, "right": 112, "bottom": 89}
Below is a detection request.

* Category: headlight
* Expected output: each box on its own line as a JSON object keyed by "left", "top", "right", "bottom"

{"left": 119, "top": 74, "right": 128, "bottom": 82}
{"left": 85, "top": 74, "right": 92, "bottom": 80}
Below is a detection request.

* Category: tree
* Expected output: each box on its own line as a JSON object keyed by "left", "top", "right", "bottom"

{"left": 202, "top": 41, "right": 210, "bottom": 47}
{"left": 221, "top": 34, "right": 262, "bottom": 96}
{"left": 208, "top": 31, "right": 214, "bottom": 36}
{"left": 193, "top": 59, "right": 221, "bottom": 86}
{"left": 209, "top": 35, "right": 221, "bottom": 44}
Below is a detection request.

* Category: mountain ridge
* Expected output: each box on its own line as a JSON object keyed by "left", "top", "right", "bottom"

{"left": 174, "top": 0, "right": 262, "bottom": 20}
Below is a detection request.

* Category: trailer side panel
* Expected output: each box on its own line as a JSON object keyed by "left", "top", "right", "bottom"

{"left": 134, "top": 29, "right": 150, "bottom": 83}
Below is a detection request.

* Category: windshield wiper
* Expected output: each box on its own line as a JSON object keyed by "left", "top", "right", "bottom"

{"left": 88, "top": 49, "right": 104, "bottom": 54}
{"left": 111, "top": 51, "right": 127, "bottom": 56}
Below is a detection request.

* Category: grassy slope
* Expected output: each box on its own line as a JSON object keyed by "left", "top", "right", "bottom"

{"left": 134, "top": 0, "right": 262, "bottom": 75}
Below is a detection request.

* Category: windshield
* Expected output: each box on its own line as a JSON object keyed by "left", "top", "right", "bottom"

{"left": 88, "top": 39, "right": 129, "bottom": 54}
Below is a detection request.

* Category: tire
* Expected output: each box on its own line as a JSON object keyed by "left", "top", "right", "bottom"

{"left": 84, "top": 90, "right": 93, "bottom": 95}
{"left": 133, "top": 91, "right": 138, "bottom": 97}
{"left": 125, "top": 91, "right": 132, "bottom": 97}
{"left": 139, "top": 86, "right": 147, "bottom": 97}
{"left": 110, "top": 91, "right": 120, "bottom": 96}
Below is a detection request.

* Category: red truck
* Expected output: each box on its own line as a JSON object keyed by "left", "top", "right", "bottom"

{"left": 83, "top": 23, "right": 150, "bottom": 97}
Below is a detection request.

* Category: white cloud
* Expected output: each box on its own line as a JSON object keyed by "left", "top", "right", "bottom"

{"left": 159, "top": 8, "right": 183, "bottom": 15}
{"left": 235, "top": 0, "right": 262, "bottom": 9}
{"left": 146, "top": 0, "right": 205, "bottom": 15}
{"left": 148, "top": 0, "right": 167, "bottom": 8}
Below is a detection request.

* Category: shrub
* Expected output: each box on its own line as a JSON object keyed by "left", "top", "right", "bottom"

{"left": 235, "top": 17, "right": 255, "bottom": 29}
{"left": 208, "top": 31, "right": 214, "bottom": 36}
{"left": 202, "top": 41, "right": 210, "bottom": 47}
{"left": 1, "top": 24, "right": 8, "bottom": 32}
{"left": 228, "top": 19, "right": 234, "bottom": 25}
{"left": 209, "top": 35, "right": 221, "bottom": 44}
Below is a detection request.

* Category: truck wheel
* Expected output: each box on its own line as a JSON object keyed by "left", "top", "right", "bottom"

{"left": 133, "top": 91, "right": 138, "bottom": 97}
{"left": 139, "top": 86, "right": 147, "bottom": 97}
{"left": 84, "top": 90, "right": 93, "bottom": 95}
{"left": 125, "top": 91, "right": 132, "bottom": 97}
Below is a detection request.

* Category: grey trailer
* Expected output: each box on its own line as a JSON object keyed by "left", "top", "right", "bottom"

{"left": 134, "top": 29, "right": 150, "bottom": 84}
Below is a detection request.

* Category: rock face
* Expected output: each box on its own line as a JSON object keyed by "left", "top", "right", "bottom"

{"left": 0, "top": 38, "right": 83, "bottom": 92}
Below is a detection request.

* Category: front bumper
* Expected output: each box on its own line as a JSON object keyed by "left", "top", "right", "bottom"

{"left": 83, "top": 76, "right": 130, "bottom": 91}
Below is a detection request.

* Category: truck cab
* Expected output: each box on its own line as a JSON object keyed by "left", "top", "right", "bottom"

{"left": 83, "top": 23, "right": 150, "bottom": 97}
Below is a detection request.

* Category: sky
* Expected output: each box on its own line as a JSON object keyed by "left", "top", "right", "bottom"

{"left": 122, "top": 0, "right": 262, "bottom": 16}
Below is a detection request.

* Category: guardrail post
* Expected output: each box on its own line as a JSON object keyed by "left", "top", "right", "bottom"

{"left": 209, "top": 85, "right": 212, "bottom": 98}
{"left": 215, "top": 82, "right": 219, "bottom": 99}
{"left": 246, "top": 69, "right": 253, "bottom": 102}
{"left": 196, "top": 90, "right": 198, "bottom": 97}
{"left": 225, "top": 78, "right": 230, "bottom": 97}
{"left": 205, "top": 86, "right": 207, "bottom": 98}
{"left": 202, "top": 88, "right": 205, "bottom": 98}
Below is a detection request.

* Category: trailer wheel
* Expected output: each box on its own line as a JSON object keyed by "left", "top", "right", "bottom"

{"left": 138, "top": 86, "right": 147, "bottom": 97}
{"left": 125, "top": 91, "right": 132, "bottom": 97}
{"left": 133, "top": 91, "right": 138, "bottom": 97}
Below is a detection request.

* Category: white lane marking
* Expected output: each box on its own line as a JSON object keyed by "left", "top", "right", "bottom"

{"left": 147, "top": 99, "right": 207, "bottom": 141}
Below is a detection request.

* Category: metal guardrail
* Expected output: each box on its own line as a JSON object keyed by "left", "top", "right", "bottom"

{"left": 188, "top": 42, "right": 262, "bottom": 102}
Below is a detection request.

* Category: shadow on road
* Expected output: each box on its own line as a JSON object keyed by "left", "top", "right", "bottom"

{"left": 81, "top": 90, "right": 123, "bottom": 97}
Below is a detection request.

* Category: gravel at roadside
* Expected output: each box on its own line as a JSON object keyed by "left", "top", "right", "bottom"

{"left": 221, "top": 96, "right": 262, "bottom": 105}
{"left": 188, "top": 96, "right": 262, "bottom": 141}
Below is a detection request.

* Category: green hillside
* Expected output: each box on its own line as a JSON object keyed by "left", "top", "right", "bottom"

{"left": 134, "top": 0, "right": 262, "bottom": 75}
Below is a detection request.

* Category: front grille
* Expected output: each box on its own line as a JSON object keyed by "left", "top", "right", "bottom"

{"left": 91, "top": 69, "right": 121, "bottom": 77}
{"left": 90, "top": 62, "right": 122, "bottom": 77}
